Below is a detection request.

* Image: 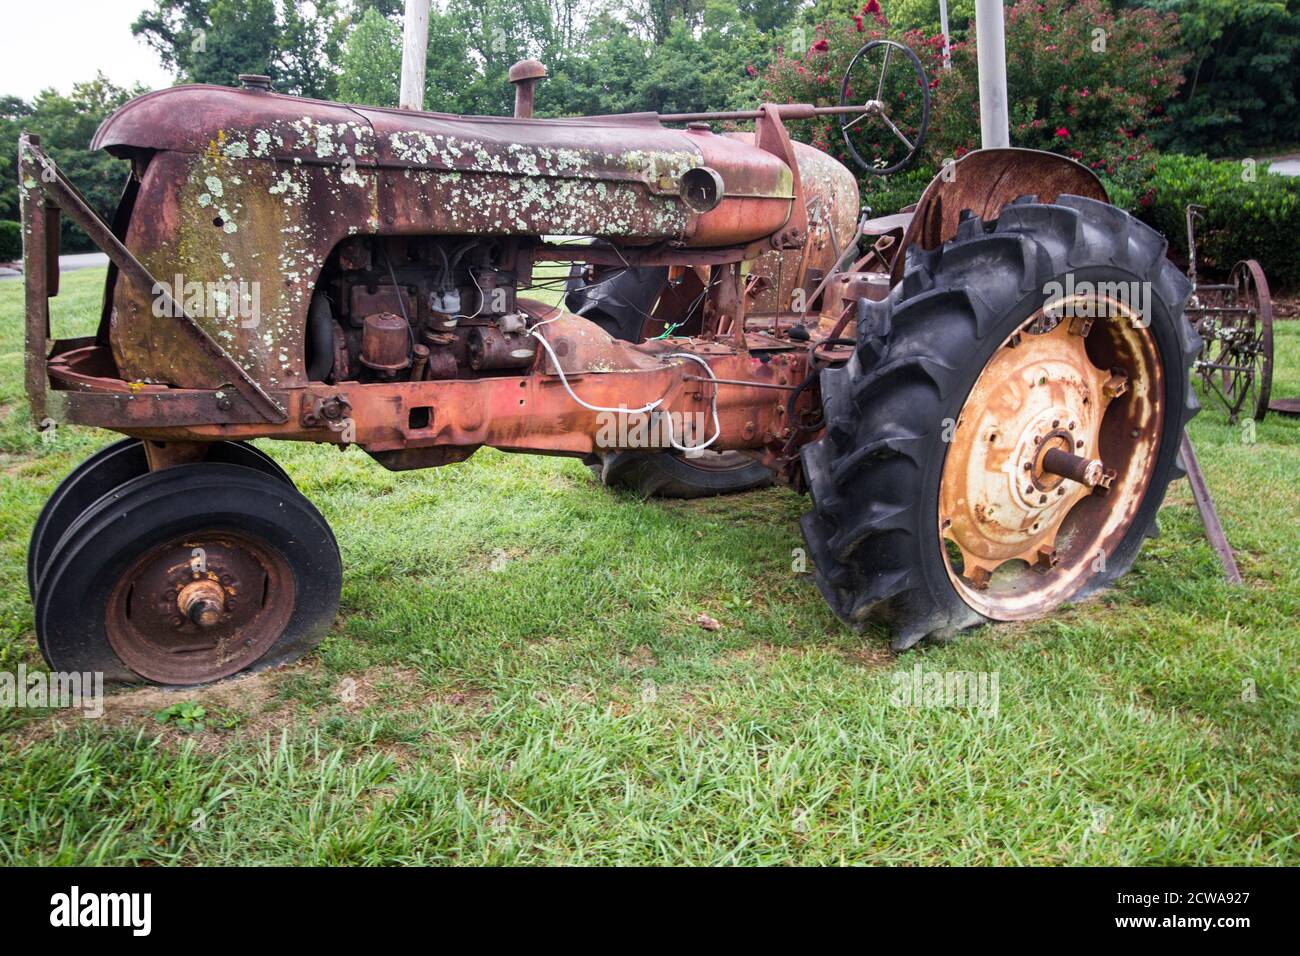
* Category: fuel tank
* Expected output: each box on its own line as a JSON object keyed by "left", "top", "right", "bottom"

{"left": 93, "top": 85, "right": 795, "bottom": 246}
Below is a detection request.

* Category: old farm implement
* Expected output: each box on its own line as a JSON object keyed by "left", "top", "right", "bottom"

{"left": 1183, "top": 204, "right": 1274, "bottom": 424}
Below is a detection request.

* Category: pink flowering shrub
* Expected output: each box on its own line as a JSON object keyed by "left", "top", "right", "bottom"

{"left": 760, "top": 5, "right": 947, "bottom": 173}
{"left": 764, "top": 0, "right": 1186, "bottom": 189}
{"left": 932, "top": 0, "right": 1186, "bottom": 180}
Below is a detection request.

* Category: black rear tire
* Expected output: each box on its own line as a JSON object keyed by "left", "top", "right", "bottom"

{"left": 800, "top": 195, "right": 1200, "bottom": 649}
{"left": 36, "top": 462, "right": 339, "bottom": 685}
{"left": 590, "top": 449, "right": 774, "bottom": 499}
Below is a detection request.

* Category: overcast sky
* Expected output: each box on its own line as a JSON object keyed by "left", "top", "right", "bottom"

{"left": 0, "top": 0, "right": 175, "bottom": 100}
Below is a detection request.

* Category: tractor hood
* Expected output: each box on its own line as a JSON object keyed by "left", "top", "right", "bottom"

{"left": 91, "top": 85, "right": 790, "bottom": 201}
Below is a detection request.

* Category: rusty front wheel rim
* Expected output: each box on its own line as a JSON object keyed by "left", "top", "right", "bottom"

{"left": 938, "top": 294, "right": 1164, "bottom": 620}
{"left": 106, "top": 530, "right": 295, "bottom": 684}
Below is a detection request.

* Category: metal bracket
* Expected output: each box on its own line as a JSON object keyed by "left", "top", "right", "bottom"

{"left": 1179, "top": 430, "right": 1243, "bottom": 585}
{"left": 17, "top": 134, "right": 287, "bottom": 425}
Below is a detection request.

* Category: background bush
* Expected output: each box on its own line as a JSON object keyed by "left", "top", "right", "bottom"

{"left": 0, "top": 220, "right": 20, "bottom": 263}
{"left": 1148, "top": 0, "right": 1300, "bottom": 158}
{"left": 1136, "top": 153, "right": 1300, "bottom": 287}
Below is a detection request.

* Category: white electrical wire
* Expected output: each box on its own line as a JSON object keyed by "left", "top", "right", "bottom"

{"left": 523, "top": 323, "right": 721, "bottom": 454}
{"left": 661, "top": 352, "right": 722, "bottom": 453}
{"left": 526, "top": 322, "right": 662, "bottom": 414}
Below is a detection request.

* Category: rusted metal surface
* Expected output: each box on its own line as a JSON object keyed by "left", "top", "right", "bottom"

{"left": 509, "top": 59, "right": 547, "bottom": 119}
{"left": 1184, "top": 254, "right": 1274, "bottom": 423}
{"left": 892, "top": 148, "right": 1108, "bottom": 284}
{"left": 1178, "top": 432, "right": 1242, "bottom": 585}
{"left": 938, "top": 295, "right": 1163, "bottom": 619}
{"left": 88, "top": 85, "right": 798, "bottom": 391}
{"left": 105, "top": 529, "right": 294, "bottom": 684}
{"left": 20, "top": 136, "right": 287, "bottom": 422}
{"left": 360, "top": 313, "right": 412, "bottom": 372}
{"left": 747, "top": 141, "right": 860, "bottom": 316}
{"left": 18, "top": 136, "right": 51, "bottom": 426}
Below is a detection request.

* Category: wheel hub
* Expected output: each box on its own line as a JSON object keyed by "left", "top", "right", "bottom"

{"left": 941, "top": 313, "right": 1116, "bottom": 582}
{"left": 106, "top": 531, "right": 294, "bottom": 684}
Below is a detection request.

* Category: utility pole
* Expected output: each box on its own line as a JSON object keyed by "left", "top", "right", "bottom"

{"left": 974, "top": 0, "right": 1010, "bottom": 148}
{"left": 399, "top": 0, "right": 430, "bottom": 111}
{"left": 938, "top": 0, "right": 952, "bottom": 70}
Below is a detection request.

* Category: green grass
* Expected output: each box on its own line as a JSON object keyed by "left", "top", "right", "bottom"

{"left": 0, "top": 268, "right": 1296, "bottom": 865}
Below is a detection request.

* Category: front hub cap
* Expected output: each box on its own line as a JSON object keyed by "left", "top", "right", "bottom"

{"left": 106, "top": 530, "right": 294, "bottom": 684}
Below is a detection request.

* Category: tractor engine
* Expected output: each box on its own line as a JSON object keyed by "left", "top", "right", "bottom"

{"left": 313, "top": 235, "right": 535, "bottom": 385}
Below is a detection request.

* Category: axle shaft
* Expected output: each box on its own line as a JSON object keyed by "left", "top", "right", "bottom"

{"left": 1041, "top": 448, "right": 1104, "bottom": 487}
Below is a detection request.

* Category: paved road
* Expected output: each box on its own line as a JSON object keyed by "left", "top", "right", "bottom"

{"left": 0, "top": 251, "right": 109, "bottom": 280}
{"left": 1267, "top": 158, "right": 1300, "bottom": 177}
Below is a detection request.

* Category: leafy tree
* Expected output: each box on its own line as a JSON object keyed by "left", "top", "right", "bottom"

{"left": 545, "top": 14, "right": 652, "bottom": 115}
{"left": 642, "top": 1, "right": 768, "bottom": 112}
{"left": 134, "top": 0, "right": 278, "bottom": 86}
{"left": 1, "top": 75, "right": 144, "bottom": 251}
{"left": 277, "top": 0, "right": 345, "bottom": 99}
{"left": 337, "top": 6, "right": 402, "bottom": 105}
{"left": 739, "top": 0, "right": 807, "bottom": 34}
{"left": 132, "top": 0, "right": 344, "bottom": 95}
{"left": 628, "top": 0, "right": 708, "bottom": 43}
{"left": 1141, "top": 0, "right": 1300, "bottom": 155}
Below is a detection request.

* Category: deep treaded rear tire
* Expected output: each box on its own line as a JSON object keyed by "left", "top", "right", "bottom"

{"left": 800, "top": 195, "right": 1200, "bottom": 649}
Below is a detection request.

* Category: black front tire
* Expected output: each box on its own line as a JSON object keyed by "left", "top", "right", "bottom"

{"left": 36, "top": 462, "right": 339, "bottom": 685}
{"left": 28, "top": 439, "right": 292, "bottom": 602}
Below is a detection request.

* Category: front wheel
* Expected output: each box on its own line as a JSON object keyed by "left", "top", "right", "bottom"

{"left": 27, "top": 438, "right": 292, "bottom": 602}
{"left": 36, "top": 462, "right": 340, "bottom": 685}
{"left": 800, "top": 195, "right": 1200, "bottom": 648}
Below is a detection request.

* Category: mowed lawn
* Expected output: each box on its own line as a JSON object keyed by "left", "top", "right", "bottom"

{"left": 0, "top": 267, "right": 1296, "bottom": 865}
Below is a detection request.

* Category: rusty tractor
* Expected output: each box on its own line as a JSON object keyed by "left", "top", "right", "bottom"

{"left": 18, "top": 44, "right": 1199, "bottom": 685}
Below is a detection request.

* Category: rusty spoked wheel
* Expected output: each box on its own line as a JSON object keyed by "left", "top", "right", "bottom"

{"left": 938, "top": 298, "right": 1161, "bottom": 619}
{"left": 36, "top": 462, "right": 340, "bottom": 685}
{"left": 801, "top": 195, "right": 1199, "bottom": 648}
{"left": 1197, "top": 260, "right": 1273, "bottom": 424}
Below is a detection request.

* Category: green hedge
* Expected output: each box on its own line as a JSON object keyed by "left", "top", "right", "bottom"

{"left": 860, "top": 165, "right": 938, "bottom": 217}
{"left": 1137, "top": 154, "right": 1300, "bottom": 289}
{"left": 0, "top": 220, "right": 20, "bottom": 263}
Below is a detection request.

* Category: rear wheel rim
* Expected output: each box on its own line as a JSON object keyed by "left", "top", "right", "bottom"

{"left": 938, "top": 293, "right": 1164, "bottom": 620}
{"left": 105, "top": 529, "right": 295, "bottom": 684}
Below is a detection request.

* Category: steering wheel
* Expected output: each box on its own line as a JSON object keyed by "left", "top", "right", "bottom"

{"left": 839, "top": 39, "right": 930, "bottom": 176}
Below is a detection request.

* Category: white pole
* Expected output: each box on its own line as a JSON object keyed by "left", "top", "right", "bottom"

{"left": 974, "top": 0, "right": 1009, "bottom": 148}
{"left": 399, "top": 0, "right": 430, "bottom": 111}
{"left": 938, "top": 0, "right": 952, "bottom": 70}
